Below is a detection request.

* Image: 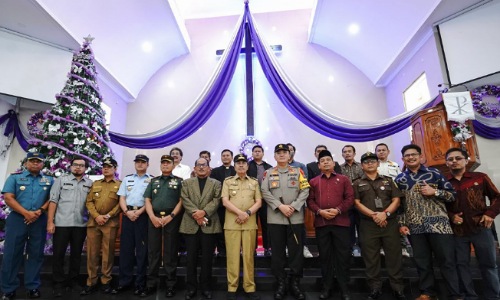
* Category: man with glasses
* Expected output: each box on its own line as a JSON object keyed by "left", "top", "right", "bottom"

{"left": 445, "top": 147, "right": 500, "bottom": 300}
{"left": 180, "top": 157, "right": 222, "bottom": 300}
{"left": 47, "top": 156, "right": 92, "bottom": 297}
{"left": 1, "top": 152, "right": 54, "bottom": 300}
{"left": 395, "top": 144, "right": 462, "bottom": 300}
{"left": 143, "top": 155, "right": 184, "bottom": 297}
{"left": 81, "top": 158, "right": 122, "bottom": 296}
{"left": 112, "top": 154, "right": 153, "bottom": 296}
{"left": 353, "top": 152, "right": 406, "bottom": 300}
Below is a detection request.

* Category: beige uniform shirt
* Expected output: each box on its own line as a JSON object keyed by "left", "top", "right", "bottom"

{"left": 86, "top": 178, "right": 122, "bottom": 227}
{"left": 222, "top": 175, "right": 262, "bottom": 230}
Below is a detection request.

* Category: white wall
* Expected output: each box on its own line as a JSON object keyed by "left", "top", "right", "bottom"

{"left": 0, "top": 31, "right": 72, "bottom": 104}
{"left": 119, "top": 9, "right": 389, "bottom": 176}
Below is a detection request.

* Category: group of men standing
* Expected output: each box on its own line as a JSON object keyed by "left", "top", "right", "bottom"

{"left": 1, "top": 141, "right": 499, "bottom": 300}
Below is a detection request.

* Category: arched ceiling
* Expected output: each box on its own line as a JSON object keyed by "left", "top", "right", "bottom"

{"left": 0, "top": 0, "right": 487, "bottom": 101}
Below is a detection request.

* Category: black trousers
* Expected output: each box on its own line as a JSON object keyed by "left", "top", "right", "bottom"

{"left": 268, "top": 224, "right": 304, "bottom": 280}
{"left": 215, "top": 206, "right": 226, "bottom": 254}
{"left": 119, "top": 214, "right": 148, "bottom": 287}
{"left": 184, "top": 230, "right": 216, "bottom": 292}
{"left": 52, "top": 226, "right": 87, "bottom": 287}
{"left": 147, "top": 214, "right": 181, "bottom": 289}
{"left": 316, "top": 225, "right": 351, "bottom": 291}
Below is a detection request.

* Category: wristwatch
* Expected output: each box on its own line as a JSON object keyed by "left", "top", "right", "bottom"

{"left": 246, "top": 210, "right": 252, "bottom": 216}
{"left": 434, "top": 189, "right": 440, "bottom": 197}
{"left": 384, "top": 210, "right": 391, "bottom": 217}
{"left": 170, "top": 212, "right": 175, "bottom": 218}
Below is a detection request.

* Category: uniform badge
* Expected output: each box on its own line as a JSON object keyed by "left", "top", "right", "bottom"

{"left": 20, "top": 186, "right": 26, "bottom": 191}
{"left": 232, "top": 190, "right": 237, "bottom": 195}
{"left": 95, "top": 192, "right": 99, "bottom": 197}
{"left": 380, "top": 186, "right": 385, "bottom": 190}
{"left": 43, "top": 187, "right": 47, "bottom": 190}
{"left": 145, "top": 178, "right": 151, "bottom": 183}
{"left": 154, "top": 189, "right": 157, "bottom": 194}
{"left": 271, "top": 181, "right": 279, "bottom": 188}
{"left": 127, "top": 186, "right": 132, "bottom": 191}
{"left": 474, "top": 182, "right": 479, "bottom": 186}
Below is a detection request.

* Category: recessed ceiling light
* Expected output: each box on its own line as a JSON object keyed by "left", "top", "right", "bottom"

{"left": 142, "top": 41, "right": 153, "bottom": 52}
{"left": 347, "top": 23, "right": 360, "bottom": 35}
{"left": 328, "top": 75, "right": 335, "bottom": 82}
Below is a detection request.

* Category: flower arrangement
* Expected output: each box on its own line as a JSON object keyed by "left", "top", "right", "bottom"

{"left": 450, "top": 121, "right": 472, "bottom": 142}
{"left": 471, "top": 84, "right": 500, "bottom": 118}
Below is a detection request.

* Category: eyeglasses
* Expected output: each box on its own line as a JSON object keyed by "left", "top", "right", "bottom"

{"left": 446, "top": 156, "right": 466, "bottom": 162}
{"left": 71, "top": 163, "right": 86, "bottom": 168}
{"left": 403, "top": 153, "right": 420, "bottom": 159}
{"left": 362, "top": 159, "right": 378, "bottom": 164}
{"left": 196, "top": 163, "right": 208, "bottom": 168}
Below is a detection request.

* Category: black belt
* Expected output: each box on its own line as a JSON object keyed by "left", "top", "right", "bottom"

{"left": 127, "top": 205, "right": 143, "bottom": 210}
{"left": 154, "top": 209, "right": 174, "bottom": 217}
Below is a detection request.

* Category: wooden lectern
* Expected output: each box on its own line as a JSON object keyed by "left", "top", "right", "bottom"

{"left": 410, "top": 95, "right": 480, "bottom": 176}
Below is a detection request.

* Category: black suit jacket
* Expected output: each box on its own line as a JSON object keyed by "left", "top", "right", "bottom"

{"left": 306, "top": 161, "right": 342, "bottom": 181}
{"left": 210, "top": 165, "right": 236, "bottom": 183}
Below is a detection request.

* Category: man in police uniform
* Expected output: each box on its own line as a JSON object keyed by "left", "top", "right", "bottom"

{"left": 47, "top": 156, "right": 92, "bottom": 297}
{"left": 1, "top": 152, "right": 53, "bottom": 300}
{"left": 353, "top": 152, "right": 406, "bottom": 300}
{"left": 81, "top": 158, "right": 122, "bottom": 295}
{"left": 144, "top": 155, "right": 183, "bottom": 297}
{"left": 111, "top": 154, "right": 153, "bottom": 296}
{"left": 261, "top": 144, "right": 310, "bottom": 300}
{"left": 222, "top": 154, "right": 262, "bottom": 300}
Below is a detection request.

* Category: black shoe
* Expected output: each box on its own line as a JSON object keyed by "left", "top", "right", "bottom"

{"left": 1, "top": 291, "right": 15, "bottom": 300}
{"left": 264, "top": 249, "right": 272, "bottom": 257}
{"left": 290, "top": 278, "right": 305, "bottom": 300}
{"left": 165, "top": 288, "right": 175, "bottom": 298}
{"left": 319, "top": 288, "right": 331, "bottom": 299}
{"left": 367, "top": 290, "right": 382, "bottom": 300}
{"left": 138, "top": 287, "right": 151, "bottom": 297}
{"left": 274, "top": 280, "right": 286, "bottom": 300}
{"left": 393, "top": 291, "right": 407, "bottom": 300}
{"left": 52, "top": 287, "right": 63, "bottom": 298}
{"left": 202, "top": 290, "right": 213, "bottom": 299}
{"left": 111, "top": 285, "right": 130, "bottom": 294}
{"left": 80, "top": 285, "right": 97, "bottom": 296}
{"left": 101, "top": 284, "right": 113, "bottom": 294}
{"left": 27, "top": 289, "right": 41, "bottom": 299}
{"left": 246, "top": 292, "right": 260, "bottom": 300}
{"left": 341, "top": 290, "right": 352, "bottom": 300}
{"left": 185, "top": 290, "right": 196, "bottom": 300}
{"left": 227, "top": 292, "right": 237, "bottom": 300}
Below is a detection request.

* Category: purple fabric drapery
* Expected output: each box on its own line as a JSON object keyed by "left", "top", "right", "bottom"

{"left": 0, "top": 110, "right": 29, "bottom": 150}
{"left": 473, "top": 120, "right": 500, "bottom": 139}
{"left": 104, "top": 3, "right": 499, "bottom": 148}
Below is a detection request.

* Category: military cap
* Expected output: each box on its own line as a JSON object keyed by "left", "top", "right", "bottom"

{"left": 26, "top": 152, "right": 45, "bottom": 161}
{"left": 360, "top": 151, "right": 378, "bottom": 162}
{"left": 161, "top": 155, "right": 174, "bottom": 163}
{"left": 134, "top": 154, "right": 149, "bottom": 162}
{"left": 234, "top": 154, "right": 248, "bottom": 163}
{"left": 103, "top": 157, "right": 118, "bottom": 168}
{"left": 274, "top": 144, "right": 290, "bottom": 153}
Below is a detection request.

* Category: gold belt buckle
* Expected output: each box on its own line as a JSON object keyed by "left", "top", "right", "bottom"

{"left": 160, "top": 211, "right": 166, "bottom": 216}
{"left": 133, "top": 206, "right": 139, "bottom": 210}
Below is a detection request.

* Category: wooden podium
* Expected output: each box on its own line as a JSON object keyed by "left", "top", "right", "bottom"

{"left": 410, "top": 97, "right": 480, "bottom": 175}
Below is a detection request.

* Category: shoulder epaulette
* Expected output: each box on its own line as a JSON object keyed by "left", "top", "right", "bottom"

{"left": 11, "top": 170, "right": 23, "bottom": 175}
{"left": 248, "top": 176, "right": 258, "bottom": 181}
{"left": 125, "top": 174, "right": 134, "bottom": 177}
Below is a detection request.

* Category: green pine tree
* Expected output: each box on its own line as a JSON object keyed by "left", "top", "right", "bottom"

{"left": 27, "top": 35, "right": 114, "bottom": 176}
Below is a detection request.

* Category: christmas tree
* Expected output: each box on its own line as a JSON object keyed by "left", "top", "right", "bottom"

{"left": 27, "top": 35, "right": 114, "bottom": 176}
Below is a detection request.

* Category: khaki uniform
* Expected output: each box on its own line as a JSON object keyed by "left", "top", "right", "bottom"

{"left": 85, "top": 178, "right": 121, "bottom": 286}
{"left": 222, "top": 175, "right": 261, "bottom": 292}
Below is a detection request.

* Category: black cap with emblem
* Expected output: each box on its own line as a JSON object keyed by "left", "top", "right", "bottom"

{"left": 134, "top": 154, "right": 149, "bottom": 162}
{"left": 102, "top": 157, "right": 118, "bottom": 168}
{"left": 233, "top": 154, "right": 248, "bottom": 163}
{"left": 274, "top": 144, "right": 290, "bottom": 153}
{"left": 360, "top": 151, "right": 378, "bottom": 162}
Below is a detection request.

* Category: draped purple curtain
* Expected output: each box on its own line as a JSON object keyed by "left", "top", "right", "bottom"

{"left": 0, "top": 110, "right": 29, "bottom": 150}
{"left": 105, "top": 3, "right": 500, "bottom": 147}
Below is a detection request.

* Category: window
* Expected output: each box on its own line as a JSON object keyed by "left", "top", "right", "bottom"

{"left": 403, "top": 73, "right": 431, "bottom": 112}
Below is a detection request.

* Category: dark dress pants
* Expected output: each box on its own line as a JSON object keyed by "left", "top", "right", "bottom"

{"left": 147, "top": 215, "right": 181, "bottom": 289}
{"left": 409, "top": 233, "right": 462, "bottom": 299}
{"left": 268, "top": 224, "right": 304, "bottom": 280}
{"left": 52, "top": 226, "right": 87, "bottom": 288}
{"left": 119, "top": 214, "right": 148, "bottom": 288}
{"left": 257, "top": 202, "right": 270, "bottom": 250}
{"left": 184, "top": 230, "right": 216, "bottom": 292}
{"left": 316, "top": 225, "right": 351, "bottom": 291}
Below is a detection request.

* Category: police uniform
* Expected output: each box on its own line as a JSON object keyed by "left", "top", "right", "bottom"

{"left": 116, "top": 169, "right": 153, "bottom": 290}
{"left": 1, "top": 167, "right": 53, "bottom": 295}
{"left": 143, "top": 173, "right": 183, "bottom": 291}
{"left": 353, "top": 153, "right": 405, "bottom": 294}
{"left": 85, "top": 177, "right": 122, "bottom": 287}
{"left": 261, "top": 144, "right": 310, "bottom": 299}
{"left": 222, "top": 155, "right": 262, "bottom": 294}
